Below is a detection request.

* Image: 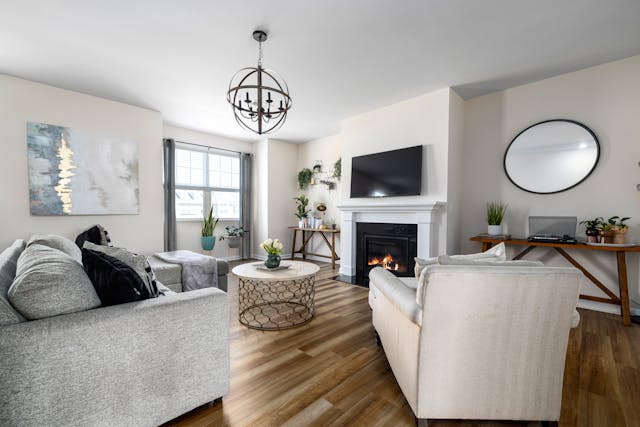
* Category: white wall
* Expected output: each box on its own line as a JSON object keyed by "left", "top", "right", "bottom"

{"left": 251, "top": 138, "right": 299, "bottom": 258}
{"left": 296, "top": 134, "right": 343, "bottom": 260}
{"left": 163, "top": 124, "right": 254, "bottom": 258}
{"left": 460, "top": 55, "right": 640, "bottom": 313}
{"left": 446, "top": 90, "right": 465, "bottom": 255}
{"left": 0, "top": 74, "right": 164, "bottom": 254}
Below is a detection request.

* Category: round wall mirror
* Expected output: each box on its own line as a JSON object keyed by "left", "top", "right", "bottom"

{"left": 503, "top": 119, "right": 600, "bottom": 194}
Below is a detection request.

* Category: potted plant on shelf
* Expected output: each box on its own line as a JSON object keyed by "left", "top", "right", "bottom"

{"left": 597, "top": 217, "right": 617, "bottom": 244}
{"left": 220, "top": 225, "right": 246, "bottom": 249}
{"left": 297, "top": 168, "right": 313, "bottom": 190}
{"left": 332, "top": 158, "right": 341, "bottom": 180}
{"left": 579, "top": 217, "right": 602, "bottom": 243}
{"left": 261, "top": 238, "right": 283, "bottom": 268}
{"left": 612, "top": 216, "right": 631, "bottom": 244}
{"left": 201, "top": 208, "right": 219, "bottom": 251}
{"left": 486, "top": 201, "right": 507, "bottom": 236}
{"left": 294, "top": 194, "right": 311, "bottom": 228}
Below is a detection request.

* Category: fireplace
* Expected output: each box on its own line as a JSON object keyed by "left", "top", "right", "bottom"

{"left": 356, "top": 222, "right": 417, "bottom": 286}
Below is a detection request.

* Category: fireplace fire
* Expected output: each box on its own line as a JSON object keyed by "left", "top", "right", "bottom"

{"left": 368, "top": 253, "right": 402, "bottom": 271}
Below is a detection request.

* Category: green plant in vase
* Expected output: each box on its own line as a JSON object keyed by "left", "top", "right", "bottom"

{"left": 486, "top": 201, "right": 507, "bottom": 236}
{"left": 611, "top": 216, "right": 631, "bottom": 244}
{"left": 597, "top": 217, "right": 618, "bottom": 244}
{"left": 220, "top": 225, "right": 246, "bottom": 249}
{"left": 579, "top": 217, "right": 603, "bottom": 243}
{"left": 261, "top": 238, "right": 283, "bottom": 268}
{"left": 294, "top": 194, "right": 311, "bottom": 228}
{"left": 201, "top": 208, "right": 219, "bottom": 251}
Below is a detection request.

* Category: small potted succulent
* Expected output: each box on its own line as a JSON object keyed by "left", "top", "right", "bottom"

{"left": 220, "top": 225, "right": 246, "bottom": 249}
{"left": 597, "top": 217, "right": 617, "bottom": 244}
{"left": 579, "top": 217, "right": 602, "bottom": 243}
{"left": 260, "top": 238, "right": 283, "bottom": 268}
{"left": 294, "top": 194, "right": 311, "bottom": 228}
{"left": 201, "top": 208, "right": 219, "bottom": 251}
{"left": 486, "top": 201, "right": 507, "bottom": 236}
{"left": 612, "top": 216, "right": 631, "bottom": 244}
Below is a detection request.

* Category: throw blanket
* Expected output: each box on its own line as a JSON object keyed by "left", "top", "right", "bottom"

{"left": 155, "top": 250, "right": 218, "bottom": 291}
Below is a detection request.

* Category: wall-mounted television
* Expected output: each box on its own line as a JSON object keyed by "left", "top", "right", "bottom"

{"left": 350, "top": 145, "right": 422, "bottom": 198}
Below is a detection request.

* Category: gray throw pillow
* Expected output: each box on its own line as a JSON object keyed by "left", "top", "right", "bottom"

{"left": 0, "top": 239, "right": 27, "bottom": 325}
{"left": 8, "top": 244, "right": 101, "bottom": 320}
{"left": 27, "top": 234, "right": 82, "bottom": 264}
{"left": 83, "top": 242, "right": 158, "bottom": 297}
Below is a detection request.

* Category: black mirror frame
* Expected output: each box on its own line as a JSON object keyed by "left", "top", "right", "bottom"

{"left": 503, "top": 119, "right": 600, "bottom": 195}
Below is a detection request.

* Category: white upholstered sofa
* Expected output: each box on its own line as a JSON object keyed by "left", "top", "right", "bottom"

{"left": 369, "top": 254, "right": 582, "bottom": 426}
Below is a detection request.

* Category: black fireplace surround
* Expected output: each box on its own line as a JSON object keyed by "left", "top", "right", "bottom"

{"left": 356, "top": 222, "right": 418, "bottom": 286}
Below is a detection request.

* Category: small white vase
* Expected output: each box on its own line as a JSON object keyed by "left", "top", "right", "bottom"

{"left": 298, "top": 219, "right": 305, "bottom": 229}
{"left": 487, "top": 224, "right": 502, "bottom": 236}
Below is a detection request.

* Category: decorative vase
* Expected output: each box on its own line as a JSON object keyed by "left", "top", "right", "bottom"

{"left": 264, "top": 253, "right": 281, "bottom": 269}
{"left": 599, "top": 230, "right": 614, "bottom": 244}
{"left": 613, "top": 228, "right": 628, "bottom": 244}
{"left": 201, "top": 236, "right": 216, "bottom": 251}
{"left": 299, "top": 219, "right": 305, "bottom": 229}
{"left": 487, "top": 224, "right": 502, "bottom": 236}
{"left": 226, "top": 236, "right": 241, "bottom": 249}
{"left": 585, "top": 228, "right": 599, "bottom": 243}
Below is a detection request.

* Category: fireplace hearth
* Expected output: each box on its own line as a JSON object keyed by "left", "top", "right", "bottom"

{"left": 356, "top": 222, "right": 417, "bottom": 286}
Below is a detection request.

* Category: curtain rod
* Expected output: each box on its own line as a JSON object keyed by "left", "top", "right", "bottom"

{"left": 171, "top": 139, "right": 246, "bottom": 155}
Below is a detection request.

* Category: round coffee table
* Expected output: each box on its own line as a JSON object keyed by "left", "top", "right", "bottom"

{"left": 232, "top": 260, "right": 320, "bottom": 330}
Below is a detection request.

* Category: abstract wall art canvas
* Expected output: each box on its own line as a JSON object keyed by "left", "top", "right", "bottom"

{"left": 27, "top": 122, "right": 139, "bottom": 215}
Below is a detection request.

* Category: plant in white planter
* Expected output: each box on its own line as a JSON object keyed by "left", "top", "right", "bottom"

{"left": 220, "top": 225, "right": 246, "bottom": 249}
{"left": 486, "top": 201, "right": 507, "bottom": 236}
{"left": 294, "top": 194, "right": 310, "bottom": 228}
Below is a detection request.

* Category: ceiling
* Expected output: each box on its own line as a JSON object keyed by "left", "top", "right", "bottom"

{"left": 2, "top": 1, "right": 640, "bottom": 143}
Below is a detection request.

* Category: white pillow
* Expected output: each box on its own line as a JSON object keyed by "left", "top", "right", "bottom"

{"left": 437, "top": 256, "right": 543, "bottom": 267}
{"left": 414, "top": 256, "right": 438, "bottom": 279}
{"left": 446, "top": 242, "right": 507, "bottom": 262}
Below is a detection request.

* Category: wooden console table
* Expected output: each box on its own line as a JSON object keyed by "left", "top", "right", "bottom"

{"left": 289, "top": 227, "right": 340, "bottom": 269}
{"left": 471, "top": 236, "right": 640, "bottom": 326}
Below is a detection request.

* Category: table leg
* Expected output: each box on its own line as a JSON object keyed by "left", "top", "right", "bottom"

{"left": 290, "top": 228, "right": 297, "bottom": 260}
{"left": 331, "top": 232, "right": 336, "bottom": 269}
{"left": 482, "top": 242, "right": 492, "bottom": 252}
{"left": 302, "top": 230, "right": 306, "bottom": 259}
{"left": 616, "top": 251, "right": 631, "bottom": 326}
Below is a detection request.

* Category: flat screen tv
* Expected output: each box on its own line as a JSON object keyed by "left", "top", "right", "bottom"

{"left": 350, "top": 145, "right": 422, "bottom": 198}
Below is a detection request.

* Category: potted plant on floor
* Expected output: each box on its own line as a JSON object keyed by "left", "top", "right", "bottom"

{"left": 261, "top": 238, "right": 283, "bottom": 268}
{"left": 579, "top": 217, "right": 603, "bottom": 243}
{"left": 294, "top": 194, "right": 311, "bottom": 228}
{"left": 612, "top": 216, "right": 631, "bottom": 244}
{"left": 598, "top": 217, "right": 617, "bottom": 244}
{"left": 486, "top": 201, "right": 507, "bottom": 236}
{"left": 201, "top": 207, "right": 219, "bottom": 251}
{"left": 220, "top": 225, "right": 246, "bottom": 249}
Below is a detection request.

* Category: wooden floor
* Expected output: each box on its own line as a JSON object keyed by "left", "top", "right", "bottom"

{"left": 167, "top": 260, "right": 640, "bottom": 427}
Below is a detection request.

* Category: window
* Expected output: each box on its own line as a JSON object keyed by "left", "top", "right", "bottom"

{"left": 175, "top": 146, "right": 241, "bottom": 220}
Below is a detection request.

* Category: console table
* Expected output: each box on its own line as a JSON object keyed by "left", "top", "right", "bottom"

{"left": 289, "top": 227, "right": 340, "bottom": 269}
{"left": 470, "top": 236, "right": 640, "bottom": 326}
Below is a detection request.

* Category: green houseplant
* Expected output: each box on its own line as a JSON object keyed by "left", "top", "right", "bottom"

{"left": 486, "top": 201, "right": 507, "bottom": 236}
{"left": 297, "top": 168, "right": 313, "bottom": 190}
{"left": 611, "top": 216, "right": 631, "bottom": 244}
{"left": 294, "top": 194, "right": 311, "bottom": 228}
{"left": 200, "top": 207, "right": 219, "bottom": 251}
{"left": 579, "top": 217, "right": 602, "bottom": 243}
{"left": 597, "top": 216, "right": 618, "bottom": 244}
{"left": 220, "top": 225, "right": 246, "bottom": 249}
{"left": 260, "top": 238, "right": 284, "bottom": 268}
{"left": 332, "top": 158, "right": 341, "bottom": 180}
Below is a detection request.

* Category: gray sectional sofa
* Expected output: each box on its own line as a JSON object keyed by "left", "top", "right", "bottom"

{"left": 0, "top": 237, "right": 230, "bottom": 427}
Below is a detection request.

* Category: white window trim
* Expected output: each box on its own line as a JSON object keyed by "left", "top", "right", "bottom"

{"left": 175, "top": 145, "right": 241, "bottom": 221}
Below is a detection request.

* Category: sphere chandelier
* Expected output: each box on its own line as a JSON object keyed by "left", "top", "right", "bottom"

{"left": 227, "top": 30, "right": 292, "bottom": 135}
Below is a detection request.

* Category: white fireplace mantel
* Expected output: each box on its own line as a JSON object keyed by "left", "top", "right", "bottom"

{"left": 336, "top": 201, "right": 445, "bottom": 277}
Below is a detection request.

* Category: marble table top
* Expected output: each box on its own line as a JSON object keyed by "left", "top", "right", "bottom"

{"left": 232, "top": 260, "right": 320, "bottom": 281}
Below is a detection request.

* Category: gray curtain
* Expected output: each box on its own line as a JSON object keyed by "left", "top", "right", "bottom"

{"left": 163, "top": 139, "right": 177, "bottom": 251}
{"left": 240, "top": 153, "right": 252, "bottom": 260}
